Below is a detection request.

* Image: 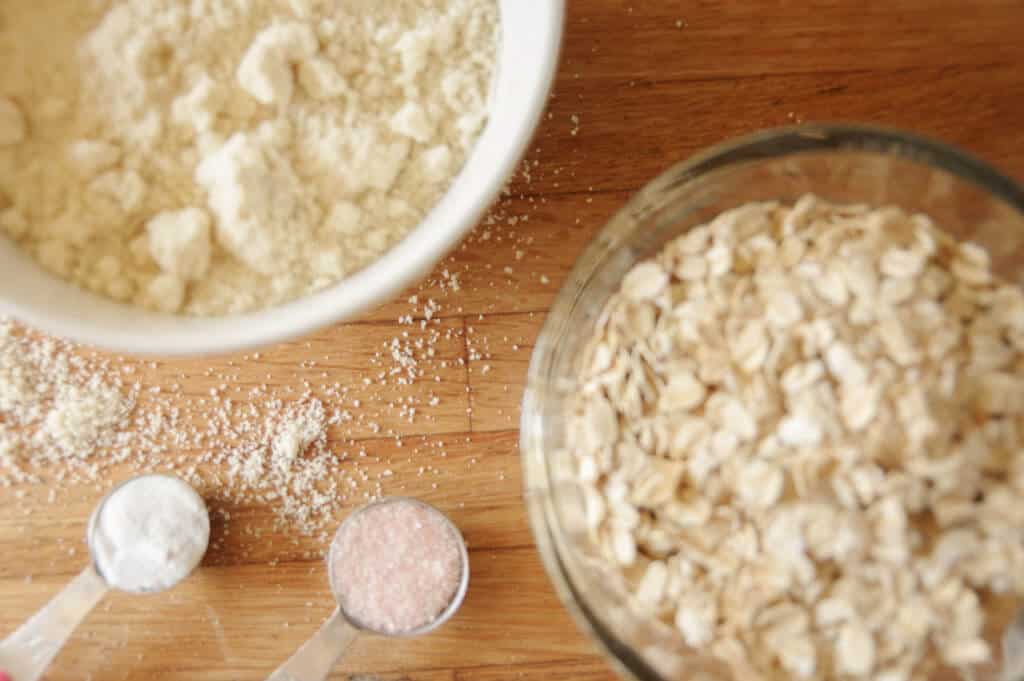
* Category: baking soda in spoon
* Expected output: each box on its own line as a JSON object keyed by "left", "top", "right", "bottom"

{"left": 267, "top": 498, "right": 469, "bottom": 681}
{"left": 0, "top": 475, "right": 209, "bottom": 681}
{"left": 91, "top": 475, "right": 209, "bottom": 593}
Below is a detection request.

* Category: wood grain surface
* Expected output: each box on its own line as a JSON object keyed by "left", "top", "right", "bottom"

{"left": 2, "top": 2, "right": 1024, "bottom": 680}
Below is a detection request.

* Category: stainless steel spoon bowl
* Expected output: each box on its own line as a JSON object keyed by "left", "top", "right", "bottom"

{"left": 266, "top": 497, "right": 469, "bottom": 681}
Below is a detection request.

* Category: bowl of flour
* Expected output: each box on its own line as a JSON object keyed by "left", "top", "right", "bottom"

{"left": 0, "top": 1, "right": 564, "bottom": 354}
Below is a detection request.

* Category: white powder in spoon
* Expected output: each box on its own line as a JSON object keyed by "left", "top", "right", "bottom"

{"left": 91, "top": 475, "right": 210, "bottom": 593}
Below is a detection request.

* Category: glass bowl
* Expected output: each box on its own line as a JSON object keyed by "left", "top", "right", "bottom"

{"left": 521, "top": 124, "right": 1024, "bottom": 681}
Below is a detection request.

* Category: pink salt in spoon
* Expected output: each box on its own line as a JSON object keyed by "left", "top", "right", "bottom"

{"left": 266, "top": 497, "right": 470, "bottom": 681}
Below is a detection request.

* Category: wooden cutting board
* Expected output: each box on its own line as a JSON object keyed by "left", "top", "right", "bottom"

{"left": 1, "top": 3, "right": 1023, "bottom": 680}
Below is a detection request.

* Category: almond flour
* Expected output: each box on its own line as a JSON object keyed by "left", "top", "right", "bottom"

{"left": 0, "top": 321, "right": 137, "bottom": 481}
{"left": 0, "top": 0, "right": 497, "bottom": 315}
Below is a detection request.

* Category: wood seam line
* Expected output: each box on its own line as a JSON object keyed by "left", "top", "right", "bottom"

{"left": 461, "top": 315, "right": 474, "bottom": 435}
{"left": 545, "top": 58, "right": 1016, "bottom": 92}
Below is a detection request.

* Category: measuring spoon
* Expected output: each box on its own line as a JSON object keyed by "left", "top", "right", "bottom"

{"left": 266, "top": 498, "right": 470, "bottom": 681}
{"left": 0, "top": 474, "right": 209, "bottom": 681}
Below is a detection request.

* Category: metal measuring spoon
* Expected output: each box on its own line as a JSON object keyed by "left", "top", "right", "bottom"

{"left": 266, "top": 498, "right": 470, "bottom": 681}
{"left": 0, "top": 474, "right": 209, "bottom": 681}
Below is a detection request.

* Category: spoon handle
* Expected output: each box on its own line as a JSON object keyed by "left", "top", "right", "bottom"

{"left": 266, "top": 608, "right": 359, "bottom": 681}
{"left": 0, "top": 565, "right": 109, "bottom": 681}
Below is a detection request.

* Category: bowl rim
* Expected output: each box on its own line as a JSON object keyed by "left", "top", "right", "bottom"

{"left": 0, "top": 1, "right": 566, "bottom": 357}
{"left": 520, "top": 122, "right": 1024, "bottom": 681}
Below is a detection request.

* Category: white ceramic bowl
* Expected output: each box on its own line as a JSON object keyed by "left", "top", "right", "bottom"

{"left": 0, "top": 2, "right": 565, "bottom": 356}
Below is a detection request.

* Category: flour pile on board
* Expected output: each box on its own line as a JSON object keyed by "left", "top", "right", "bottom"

{"left": 214, "top": 399, "right": 343, "bottom": 533}
{"left": 0, "top": 320, "right": 136, "bottom": 482}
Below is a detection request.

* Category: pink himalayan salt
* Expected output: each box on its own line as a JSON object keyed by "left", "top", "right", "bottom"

{"left": 331, "top": 499, "right": 463, "bottom": 634}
